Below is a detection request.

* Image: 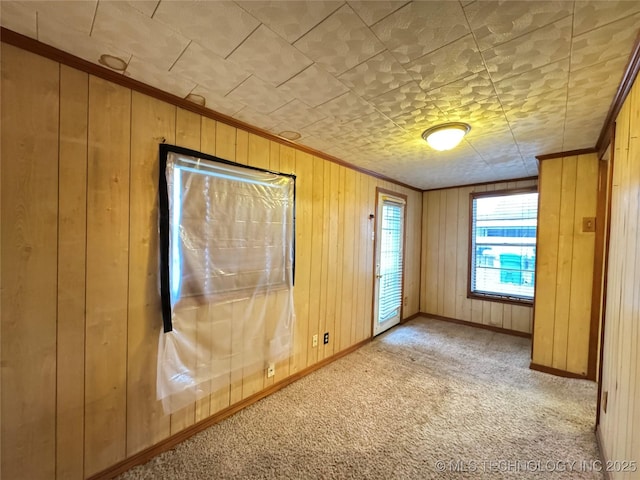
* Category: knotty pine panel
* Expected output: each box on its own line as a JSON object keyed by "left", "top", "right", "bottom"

{"left": 1, "top": 44, "right": 59, "bottom": 480}
{"left": 57, "top": 64, "right": 89, "bottom": 479}
{"left": 126, "top": 92, "right": 175, "bottom": 455}
{"left": 85, "top": 75, "right": 131, "bottom": 477}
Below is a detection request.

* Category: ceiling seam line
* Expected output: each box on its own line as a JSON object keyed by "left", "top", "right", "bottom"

{"left": 167, "top": 40, "right": 191, "bottom": 73}
{"left": 224, "top": 23, "right": 262, "bottom": 60}
{"left": 560, "top": 1, "right": 578, "bottom": 152}
{"left": 572, "top": 10, "right": 640, "bottom": 40}
{"left": 290, "top": 2, "right": 347, "bottom": 45}
{"left": 89, "top": 0, "right": 99, "bottom": 36}
{"left": 460, "top": 0, "right": 527, "bottom": 172}
{"left": 476, "top": 13, "right": 574, "bottom": 55}
{"left": 367, "top": 1, "right": 412, "bottom": 29}
{"left": 151, "top": 0, "right": 161, "bottom": 19}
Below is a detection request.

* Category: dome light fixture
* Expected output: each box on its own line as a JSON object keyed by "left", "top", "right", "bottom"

{"left": 98, "top": 54, "right": 127, "bottom": 71}
{"left": 422, "top": 122, "right": 471, "bottom": 151}
{"left": 185, "top": 93, "right": 206, "bottom": 106}
{"left": 278, "top": 131, "right": 302, "bottom": 140}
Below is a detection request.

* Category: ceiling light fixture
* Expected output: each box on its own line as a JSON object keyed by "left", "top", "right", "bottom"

{"left": 422, "top": 122, "right": 471, "bottom": 151}
{"left": 98, "top": 54, "right": 127, "bottom": 71}
{"left": 185, "top": 94, "right": 206, "bottom": 106}
{"left": 278, "top": 131, "right": 302, "bottom": 141}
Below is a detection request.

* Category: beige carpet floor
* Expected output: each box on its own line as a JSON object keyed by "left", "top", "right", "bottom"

{"left": 119, "top": 316, "right": 602, "bottom": 479}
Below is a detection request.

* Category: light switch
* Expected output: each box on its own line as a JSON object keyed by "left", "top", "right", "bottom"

{"left": 582, "top": 217, "right": 596, "bottom": 232}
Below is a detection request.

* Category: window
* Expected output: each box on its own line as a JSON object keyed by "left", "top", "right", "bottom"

{"left": 469, "top": 188, "right": 538, "bottom": 304}
{"left": 159, "top": 145, "right": 295, "bottom": 332}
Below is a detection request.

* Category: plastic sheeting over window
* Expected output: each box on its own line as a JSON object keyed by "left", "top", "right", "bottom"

{"left": 157, "top": 145, "right": 295, "bottom": 414}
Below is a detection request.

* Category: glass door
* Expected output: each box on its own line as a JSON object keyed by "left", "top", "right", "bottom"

{"left": 373, "top": 191, "right": 406, "bottom": 336}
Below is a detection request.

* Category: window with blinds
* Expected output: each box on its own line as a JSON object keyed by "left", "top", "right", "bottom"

{"left": 470, "top": 189, "right": 538, "bottom": 303}
{"left": 378, "top": 200, "right": 404, "bottom": 322}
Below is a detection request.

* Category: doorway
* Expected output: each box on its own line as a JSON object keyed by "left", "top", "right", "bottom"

{"left": 373, "top": 189, "right": 407, "bottom": 336}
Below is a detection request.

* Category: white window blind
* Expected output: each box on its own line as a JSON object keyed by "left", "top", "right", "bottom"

{"left": 378, "top": 200, "right": 404, "bottom": 322}
{"left": 470, "top": 191, "right": 538, "bottom": 302}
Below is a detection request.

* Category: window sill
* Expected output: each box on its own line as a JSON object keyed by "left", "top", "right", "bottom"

{"left": 467, "top": 292, "right": 534, "bottom": 307}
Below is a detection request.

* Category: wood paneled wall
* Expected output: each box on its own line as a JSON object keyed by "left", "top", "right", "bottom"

{"left": 532, "top": 153, "right": 599, "bottom": 376}
{"left": 598, "top": 75, "right": 640, "bottom": 479}
{"left": 0, "top": 44, "right": 422, "bottom": 479}
{"left": 420, "top": 179, "right": 537, "bottom": 334}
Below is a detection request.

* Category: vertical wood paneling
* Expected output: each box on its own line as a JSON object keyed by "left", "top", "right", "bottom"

{"left": 236, "top": 130, "right": 249, "bottom": 165}
{"left": 340, "top": 169, "right": 356, "bottom": 350}
{"left": 85, "top": 76, "right": 131, "bottom": 476}
{"left": 246, "top": 130, "right": 270, "bottom": 408}
{"left": 127, "top": 92, "right": 175, "bottom": 455}
{"left": 324, "top": 162, "right": 340, "bottom": 356}
{"left": 209, "top": 301, "right": 232, "bottom": 413}
{"left": 420, "top": 194, "right": 429, "bottom": 313}
{"left": 511, "top": 305, "right": 531, "bottom": 333}
{"left": 216, "top": 123, "right": 236, "bottom": 161}
{"left": 437, "top": 193, "right": 447, "bottom": 315}
{"left": 600, "top": 103, "right": 627, "bottom": 451}
{"left": 365, "top": 177, "right": 377, "bottom": 333}
{"left": 532, "top": 154, "right": 598, "bottom": 375}
{"left": 552, "top": 156, "right": 578, "bottom": 370}
{"left": 229, "top": 299, "right": 245, "bottom": 405}
{"left": 247, "top": 133, "right": 270, "bottom": 170}
{"left": 57, "top": 65, "right": 88, "bottom": 480}
{"left": 1, "top": 45, "right": 59, "bottom": 480}
{"left": 599, "top": 79, "right": 640, "bottom": 480}
{"left": 277, "top": 146, "right": 296, "bottom": 382}
{"left": 443, "top": 189, "right": 458, "bottom": 318}
{"left": 404, "top": 183, "right": 422, "bottom": 317}
{"left": 291, "top": 151, "right": 313, "bottom": 373}
{"left": 196, "top": 116, "right": 217, "bottom": 421}
{"left": 332, "top": 167, "right": 346, "bottom": 351}
{"left": 0, "top": 45, "right": 426, "bottom": 479}
{"left": 169, "top": 107, "right": 201, "bottom": 435}
{"left": 567, "top": 156, "right": 598, "bottom": 374}
{"left": 533, "top": 160, "right": 563, "bottom": 365}
{"left": 318, "top": 161, "right": 332, "bottom": 359}
{"left": 421, "top": 181, "right": 537, "bottom": 332}
{"left": 242, "top": 295, "right": 266, "bottom": 398}
{"left": 356, "top": 175, "right": 375, "bottom": 342}
{"left": 269, "top": 141, "right": 280, "bottom": 172}
{"left": 455, "top": 187, "right": 472, "bottom": 322}
{"left": 423, "top": 191, "right": 440, "bottom": 313}
{"left": 351, "top": 173, "right": 362, "bottom": 343}
{"left": 307, "top": 156, "right": 324, "bottom": 365}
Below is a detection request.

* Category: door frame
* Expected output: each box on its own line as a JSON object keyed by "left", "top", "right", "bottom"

{"left": 595, "top": 125, "right": 616, "bottom": 428}
{"left": 371, "top": 187, "right": 408, "bottom": 337}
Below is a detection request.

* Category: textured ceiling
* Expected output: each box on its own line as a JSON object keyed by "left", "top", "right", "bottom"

{"left": 1, "top": 0, "right": 639, "bottom": 189}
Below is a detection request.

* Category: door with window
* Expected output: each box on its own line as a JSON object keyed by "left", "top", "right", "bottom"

{"left": 373, "top": 190, "right": 406, "bottom": 336}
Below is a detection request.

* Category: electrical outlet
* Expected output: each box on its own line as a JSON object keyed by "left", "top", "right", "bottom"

{"left": 267, "top": 363, "right": 275, "bottom": 378}
{"left": 323, "top": 332, "right": 329, "bottom": 344}
{"left": 312, "top": 334, "right": 318, "bottom": 347}
{"left": 404, "top": 296, "right": 408, "bottom": 307}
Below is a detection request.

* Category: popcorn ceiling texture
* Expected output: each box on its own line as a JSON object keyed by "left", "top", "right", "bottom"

{"left": 1, "top": 1, "right": 638, "bottom": 189}
{"left": 118, "top": 317, "right": 601, "bottom": 480}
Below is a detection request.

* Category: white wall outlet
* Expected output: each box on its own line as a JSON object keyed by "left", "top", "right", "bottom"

{"left": 312, "top": 334, "right": 318, "bottom": 348}
{"left": 267, "top": 363, "right": 275, "bottom": 378}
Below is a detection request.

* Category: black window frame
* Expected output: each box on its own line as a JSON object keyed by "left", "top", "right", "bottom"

{"left": 159, "top": 144, "right": 296, "bottom": 332}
